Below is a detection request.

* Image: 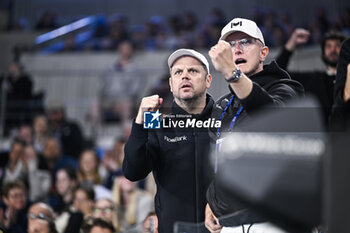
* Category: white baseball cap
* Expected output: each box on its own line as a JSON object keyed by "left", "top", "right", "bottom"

{"left": 219, "top": 18, "right": 265, "bottom": 45}
{"left": 168, "top": 49, "right": 210, "bottom": 73}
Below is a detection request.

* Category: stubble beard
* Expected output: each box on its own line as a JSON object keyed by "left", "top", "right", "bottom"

{"left": 174, "top": 91, "right": 206, "bottom": 112}
{"left": 323, "top": 54, "right": 338, "bottom": 68}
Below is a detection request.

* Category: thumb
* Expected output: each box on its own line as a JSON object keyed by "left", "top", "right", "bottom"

{"left": 158, "top": 97, "right": 163, "bottom": 106}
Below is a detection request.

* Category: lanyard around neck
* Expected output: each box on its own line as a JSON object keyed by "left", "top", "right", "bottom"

{"left": 216, "top": 95, "right": 244, "bottom": 137}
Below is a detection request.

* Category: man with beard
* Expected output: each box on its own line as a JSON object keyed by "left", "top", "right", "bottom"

{"left": 276, "top": 29, "right": 346, "bottom": 128}
{"left": 123, "top": 49, "right": 214, "bottom": 233}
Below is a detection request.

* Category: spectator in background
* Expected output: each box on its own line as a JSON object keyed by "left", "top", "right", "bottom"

{"left": 0, "top": 181, "right": 30, "bottom": 233}
{"left": 1, "top": 139, "right": 50, "bottom": 203}
{"left": 27, "top": 202, "right": 57, "bottom": 233}
{"left": 3, "top": 61, "right": 32, "bottom": 100}
{"left": 32, "top": 114, "right": 50, "bottom": 154}
{"left": 78, "top": 149, "right": 111, "bottom": 200}
{"left": 17, "top": 124, "right": 33, "bottom": 145}
{"left": 21, "top": 145, "right": 51, "bottom": 203}
{"left": 81, "top": 217, "right": 115, "bottom": 233}
{"left": 28, "top": 218, "right": 57, "bottom": 233}
{"left": 93, "top": 198, "right": 119, "bottom": 232}
{"left": 276, "top": 29, "right": 346, "bottom": 128}
{"left": 1, "top": 61, "right": 33, "bottom": 135}
{"left": 47, "top": 100, "right": 84, "bottom": 159}
{"left": 112, "top": 176, "right": 153, "bottom": 232}
{"left": 102, "top": 137, "right": 126, "bottom": 189}
{"left": 78, "top": 150, "right": 101, "bottom": 185}
{"left": 100, "top": 41, "right": 145, "bottom": 123}
{"left": 2, "top": 138, "right": 26, "bottom": 185}
{"left": 50, "top": 166, "right": 77, "bottom": 215}
{"left": 27, "top": 202, "right": 55, "bottom": 223}
{"left": 41, "top": 137, "right": 77, "bottom": 180}
{"left": 55, "top": 185, "right": 95, "bottom": 233}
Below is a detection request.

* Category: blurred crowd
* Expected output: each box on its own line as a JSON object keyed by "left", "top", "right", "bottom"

{"left": 0, "top": 115, "right": 157, "bottom": 232}
{"left": 3, "top": 6, "right": 350, "bottom": 51}
{"left": 0, "top": 3, "right": 350, "bottom": 233}
{"left": 0, "top": 58, "right": 160, "bottom": 232}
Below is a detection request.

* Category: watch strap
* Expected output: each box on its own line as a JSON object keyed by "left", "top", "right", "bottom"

{"left": 226, "top": 68, "right": 242, "bottom": 83}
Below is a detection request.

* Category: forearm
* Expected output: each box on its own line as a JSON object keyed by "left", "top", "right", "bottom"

{"left": 123, "top": 122, "right": 153, "bottom": 181}
{"left": 227, "top": 75, "right": 253, "bottom": 99}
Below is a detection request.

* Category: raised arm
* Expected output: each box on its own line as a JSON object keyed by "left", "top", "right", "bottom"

{"left": 123, "top": 95, "right": 163, "bottom": 181}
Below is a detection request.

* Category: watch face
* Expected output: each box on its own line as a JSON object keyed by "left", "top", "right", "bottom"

{"left": 235, "top": 68, "right": 241, "bottom": 78}
{"left": 226, "top": 68, "right": 242, "bottom": 83}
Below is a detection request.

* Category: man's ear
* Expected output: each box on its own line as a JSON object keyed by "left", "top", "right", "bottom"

{"left": 260, "top": 46, "right": 269, "bottom": 63}
{"left": 169, "top": 77, "right": 173, "bottom": 93}
{"left": 206, "top": 74, "right": 212, "bottom": 89}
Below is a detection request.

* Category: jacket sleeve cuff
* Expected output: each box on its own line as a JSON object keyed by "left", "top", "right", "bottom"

{"left": 206, "top": 181, "right": 222, "bottom": 217}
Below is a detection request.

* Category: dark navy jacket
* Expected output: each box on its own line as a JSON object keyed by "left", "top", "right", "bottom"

{"left": 123, "top": 95, "right": 215, "bottom": 233}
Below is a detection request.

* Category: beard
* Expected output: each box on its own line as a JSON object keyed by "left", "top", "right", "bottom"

{"left": 322, "top": 53, "right": 338, "bottom": 68}
{"left": 173, "top": 91, "right": 205, "bottom": 110}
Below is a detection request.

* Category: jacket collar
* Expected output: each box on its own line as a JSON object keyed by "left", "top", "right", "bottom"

{"left": 171, "top": 94, "right": 214, "bottom": 119}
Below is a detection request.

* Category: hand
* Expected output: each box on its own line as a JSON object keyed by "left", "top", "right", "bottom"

{"left": 135, "top": 95, "right": 163, "bottom": 124}
{"left": 285, "top": 28, "right": 310, "bottom": 51}
{"left": 2, "top": 207, "right": 17, "bottom": 228}
{"left": 343, "top": 64, "right": 350, "bottom": 102}
{"left": 204, "top": 203, "right": 222, "bottom": 233}
{"left": 209, "top": 41, "right": 237, "bottom": 78}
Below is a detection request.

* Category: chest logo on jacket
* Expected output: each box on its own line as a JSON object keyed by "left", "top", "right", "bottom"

{"left": 164, "top": 135, "right": 187, "bottom": 143}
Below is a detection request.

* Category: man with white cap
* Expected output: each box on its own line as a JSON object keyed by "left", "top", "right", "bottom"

{"left": 123, "top": 49, "right": 215, "bottom": 232}
{"left": 205, "top": 18, "right": 304, "bottom": 232}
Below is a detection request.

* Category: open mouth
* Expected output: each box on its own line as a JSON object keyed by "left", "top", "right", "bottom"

{"left": 181, "top": 83, "right": 192, "bottom": 89}
{"left": 235, "top": 58, "right": 247, "bottom": 65}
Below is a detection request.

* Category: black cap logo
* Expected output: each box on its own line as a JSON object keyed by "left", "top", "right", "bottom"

{"left": 231, "top": 21, "right": 242, "bottom": 28}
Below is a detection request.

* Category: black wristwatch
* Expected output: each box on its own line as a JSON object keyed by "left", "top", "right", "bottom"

{"left": 226, "top": 68, "right": 242, "bottom": 83}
